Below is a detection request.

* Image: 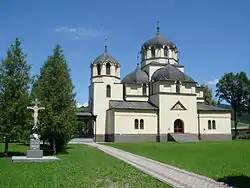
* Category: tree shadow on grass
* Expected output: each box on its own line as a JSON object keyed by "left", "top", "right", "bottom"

{"left": 217, "top": 175, "right": 250, "bottom": 188}
{"left": 40, "top": 145, "right": 70, "bottom": 156}
{"left": 0, "top": 144, "right": 71, "bottom": 157}
{"left": 17, "top": 143, "right": 29, "bottom": 146}
{"left": 0, "top": 151, "right": 25, "bottom": 157}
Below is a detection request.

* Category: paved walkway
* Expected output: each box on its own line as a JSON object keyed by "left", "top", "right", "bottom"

{"left": 86, "top": 143, "right": 230, "bottom": 188}
{"left": 69, "top": 138, "right": 93, "bottom": 144}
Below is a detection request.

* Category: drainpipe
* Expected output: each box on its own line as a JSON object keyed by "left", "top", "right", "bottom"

{"left": 157, "top": 110, "right": 160, "bottom": 142}
{"left": 198, "top": 111, "right": 201, "bottom": 140}
{"left": 94, "top": 119, "right": 97, "bottom": 142}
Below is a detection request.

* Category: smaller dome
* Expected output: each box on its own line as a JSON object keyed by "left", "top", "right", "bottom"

{"left": 122, "top": 66, "right": 149, "bottom": 84}
{"left": 151, "top": 64, "right": 195, "bottom": 82}
{"left": 93, "top": 46, "right": 119, "bottom": 65}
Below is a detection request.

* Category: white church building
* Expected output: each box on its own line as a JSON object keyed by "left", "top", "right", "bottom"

{"left": 87, "top": 25, "right": 232, "bottom": 142}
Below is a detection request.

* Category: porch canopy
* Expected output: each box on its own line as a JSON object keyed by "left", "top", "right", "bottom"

{"left": 76, "top": 112, "right": 97, "bottom": 121}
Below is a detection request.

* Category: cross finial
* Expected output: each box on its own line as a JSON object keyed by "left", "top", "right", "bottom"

{"left": 156, "top": 20, "right": 160, "bottom": 35}
{"left": 104, "top": 38, "right": 108, "bottom": 52}
{"left": 32, "top": 98, "right": 40, "bottom": 106}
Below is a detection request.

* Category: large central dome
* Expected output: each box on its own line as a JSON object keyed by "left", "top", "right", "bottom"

{"left": 142, "top": 24, "right": 176, "bottom": 49}
{"left": 143, "top": 32, "right": 176, "bottom": 49}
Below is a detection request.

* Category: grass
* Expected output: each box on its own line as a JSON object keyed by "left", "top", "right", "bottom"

{"left": 0, "top": 143, "right": 170, "bottom": 188}
{"left": 105, "top": 140, "right": 250, "bottom": 187}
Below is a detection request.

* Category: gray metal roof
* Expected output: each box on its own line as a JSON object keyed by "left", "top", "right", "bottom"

{"left": 151, "top": 64, "right": 195, "bottom": 82}
{"left": 109, "top": 100, "right": 158, "bottom": 110}
{"left": 143, "top": 32, "right": 176, "bottom": 48}
{"left": 76, "top": 112, "right": 93, "bottom": 116}
{"left": 197, "top": 103, "right": 232, "bottom": 111}
{"left": 93, "top": 47, "right": 119, "bottom": 65}
{"left": 121, "top": 66, "right": 149, "bottom": 84}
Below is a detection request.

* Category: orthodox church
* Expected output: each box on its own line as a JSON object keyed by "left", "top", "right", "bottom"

{"left": 87, "top": 24, "right": 232, "bottom": 142}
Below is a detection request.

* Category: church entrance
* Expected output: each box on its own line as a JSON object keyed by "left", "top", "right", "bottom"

{"left": 174, "top": 119, "right": 184, "bottom": 133}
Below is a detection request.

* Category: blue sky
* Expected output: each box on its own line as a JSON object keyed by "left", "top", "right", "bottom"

{"left": 1, "top": 0, "right": 250, "bottom": 106}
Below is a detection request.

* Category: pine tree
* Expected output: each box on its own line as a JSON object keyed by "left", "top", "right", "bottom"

{"left": 32, "top": 45, "right": 76, "bottom": 154}
{"left": 0, "top": 38, "right": 31, "bottom": 155}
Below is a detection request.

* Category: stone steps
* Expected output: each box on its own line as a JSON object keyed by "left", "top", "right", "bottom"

{"left": 168, "top": 133, "right": 199, "bottom": 142}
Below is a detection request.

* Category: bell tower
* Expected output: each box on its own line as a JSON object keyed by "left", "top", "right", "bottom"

{"left": 88, "top": 39, "right": 123, "bottom": 142}
{"left": 91, "top": 39, "right": 120, "bottom": 82}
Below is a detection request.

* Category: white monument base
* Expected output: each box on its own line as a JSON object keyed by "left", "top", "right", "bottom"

{"left": 26, "top": 149, "right": 43, "bottom": 158}
{"left": 11, "top": 134, "right": 59, "bottom": 163}
{"left": 12, "top": 156, "right": 59, "bottom": 163}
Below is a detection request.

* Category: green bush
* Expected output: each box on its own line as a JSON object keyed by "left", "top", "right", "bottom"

{"left": 238, "top": 133, "right": 250, "bottom": 139}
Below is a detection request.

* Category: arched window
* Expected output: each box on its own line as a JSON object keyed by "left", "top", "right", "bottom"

{"left": 212, "top": 120, "right": 216, "bottom": 129}
{"left": 134, "top": 119, "right": 139, "bottom": 129}
{"left": 106, "top": 63, "right": 111, "bottom": 75}
{"left": 97, "top": 63, "right": 101, "bottom": 75}
{"left": 106, "top": 85, "right": 111, "bottom": 98}
{"left": 164, "top": 46, "right": 168, "bottom": 57}
{"left": 151, "top": 47, "right": 155, "bottom": 57}
{"left": 208, "top": 120, "right": 211, "bottom": 130}
{"left": 176, "top": 81, "right": 180, "bottom": 93}
{"left": 140, "top": 119, "right": 144, "bottom": 129}
{"left": 143, "top": 84, "right": 147, "bottom": 95}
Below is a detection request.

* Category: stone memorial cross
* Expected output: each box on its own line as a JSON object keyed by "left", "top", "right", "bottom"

{"left": 27, "top": 98, "right": 45, "bottom": 131}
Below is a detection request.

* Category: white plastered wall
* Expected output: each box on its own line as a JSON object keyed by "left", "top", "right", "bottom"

{"left": 199, "top": 111, "right": 232, "bottom": 134}
{"left": 92, "top": 77, "right": 123, "bottom": 135}
{"left": 124, "top": 84, "right": 149, "bottom": 101}
{"left": 114, "top": 110, "right": 158, "bottom": 135}
{"left": 158, "top": 94, "right": 198, "bottom": 134}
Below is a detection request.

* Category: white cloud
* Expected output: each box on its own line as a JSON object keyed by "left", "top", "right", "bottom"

{"left": 76, "top": 102, "right": 83, "bottom": 108}
{"left": 53, "top": 27, "right": 102, "bottom": 39}
{"left": 206, "top": 79, "right": 219, "bottom": 85}
{"left": 76, "top": 102, "right": 88, "bottom": 108}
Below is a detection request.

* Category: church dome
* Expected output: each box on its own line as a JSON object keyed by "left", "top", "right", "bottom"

{"left": 142, "top": 23, "right": 176, "bottom": 49}
{"left": 151, "top": 64, "right": 195, "bottom": 82}
{"left": 92, "top": 46, "right": 119, "bottom": 65}
{"left": 122, "top": 66, "right": 149, "bottom": 84}
{"left": 143, "top": 32, "right": 176, "bottom": 49}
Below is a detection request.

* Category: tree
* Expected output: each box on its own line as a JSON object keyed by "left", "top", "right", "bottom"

{"left": 201, "top": 84, "right": 216, "bottom": 106}
{"left": 0, "top": 38, "right": 32, "bottom": 155}
{"left": 77, "top": 105, "right": 89, "bottom": 112}
{"left": 32, "top": 45, "right": 76, "bottom": 154}
{"left": 216, "top": 72, "right": 250, "bottom": 139}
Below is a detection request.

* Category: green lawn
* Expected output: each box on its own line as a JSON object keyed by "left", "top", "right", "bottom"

{"left": 105, "top": 141, "right": 250, "bottom": 183}
{"left": 0, "top": 143, "right": 169, "bottom": 188}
